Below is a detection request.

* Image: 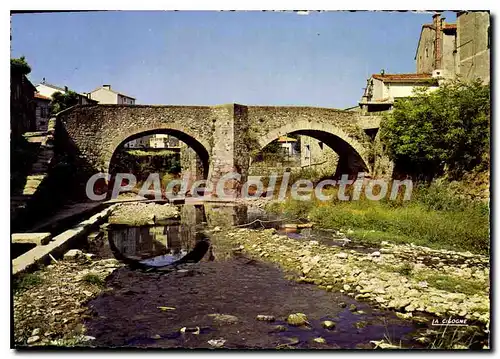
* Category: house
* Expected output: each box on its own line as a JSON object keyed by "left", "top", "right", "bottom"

{"left": 300, "top": 136, "right": 338, "bottom": 175}
{"left": 358, "top": 11, "right": 490, "bottom": 114}
{"left": 88, "top": 85, "right": 135, "bottom": 105}
{"left": 124, "top": 135, "right": 152, "bottom": 149}
{"left": 415, "top": 14, "right": 458, "bottom": 78}
{"left": 148, "top": 134, "right": 181, "bottom": 149}
{"left": 36, "top": 79, "right": 97, "bottom": 105}
{"left": 359, "top": 72, "right": 439, "bottom": 113}
{"left": 11, "top": 70, "right": 36, "bottom": 137}
{"left": 34, "top": 93, "right": 51, "bottom": 131}
{"left": 277, "top": 136, "right": 298, "bottom": 157}
{"left": 415, "top": 12, "right": 490, "bottom": 83}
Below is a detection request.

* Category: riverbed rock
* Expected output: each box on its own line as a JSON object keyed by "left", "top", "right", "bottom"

{"left": 286, "top": 313, "right": 309, "bottom": 326}
{"left": 256, "top": 315, "right": 275, "bottom": 322}
{"left": 27, "top": 335, "right": 40, "bottom": 344}
{"left": 336, "top": 252, "right": 348, "bottom": 259}
{"left": 208, "top": 313, "right": 239, "bottom": 325}
{"left": 180, "top": 327, "right": 201, "bottom": 334}
{"left": 321, "top": 320, "right": 336, "bottom": 330}
{"left": 313, "top": 337, "right": 326, "bottom": 344}
{"left": 63, "top": 249, "right": 83, "bottom": 260}
{"left": 370, "top": 251, "right": 381, "bottom": 257}
{"left": 208, "top": 338, "right": 226, "bottom": 348}
{"left": 271, "top": 325, "right": 288, "bottom": 332}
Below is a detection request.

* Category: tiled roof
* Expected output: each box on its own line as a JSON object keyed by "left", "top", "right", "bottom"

{"left": 277, "top": 136, "right": 297, "bottom": 143}
{"left": 371, "top": 73, "right": 436, "bottom": 83}
{"left": 34, "top": 93, "right": 51, "bottom": 101}
{"left": 37, "top": 82, "right": 66, "bottom": 92}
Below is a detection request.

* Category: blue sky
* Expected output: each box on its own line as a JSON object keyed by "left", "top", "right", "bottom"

{"left": 11, "top": 10, "right": 457, "bottom": 108}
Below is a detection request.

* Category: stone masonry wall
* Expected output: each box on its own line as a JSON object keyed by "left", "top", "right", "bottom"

{"left": 59, "top": 104, "right": 382, "bottom": 194}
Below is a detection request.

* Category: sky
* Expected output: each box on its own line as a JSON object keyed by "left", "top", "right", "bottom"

{"left": 11, "top": 10, "right": 457, "bottom": 108}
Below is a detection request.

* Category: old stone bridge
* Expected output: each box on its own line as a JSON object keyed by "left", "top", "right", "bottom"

{"left": 58, "top": 103, "right": 387, "bottom": 188}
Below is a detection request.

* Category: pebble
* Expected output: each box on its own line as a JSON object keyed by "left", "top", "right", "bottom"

{"left": 63, "top": 249, "right": 83, "bottom": 260}
{"left": 313, "top": 337, "right": 326, "bottom": 344}
{"left": 27, "top": 336, "right": 40, "bottom": 344}
{"left": 321, "top": 320, "right": 336, "bottom": 330}
{"left": 271, "top": 325, "right": 288, "bottom": 332}
{"left": 286, "top": 313, "right": 308, "bottom": 326}
{"left": 208, "top": 313, "right": 239, "bottom": 324}
{"left": 370, "top": 251, "right": 381, "bottom": 257}
{"left": 256, "top": 315, "right": 275, "bottom": 322}
{"left": 208, "top": 338, "right": 226, "bottom": 348}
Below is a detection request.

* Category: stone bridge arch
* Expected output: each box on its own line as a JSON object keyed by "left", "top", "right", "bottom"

{"left": 57, "top": 105, "right": 224, "bottom": 185}
{"left": 106, "top": 124, "right": 211, "bottom": 178}
{"left": 244, "top": 106, "right": 373, "bottom": 177}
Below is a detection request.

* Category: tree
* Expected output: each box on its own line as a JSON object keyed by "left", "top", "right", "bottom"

{"left": 50, "top": 90, "right": 79, "bottom": 114}
{"left": 11, "top": 56, "right": 31, "bottom": 75}
{"left": 380, "top": 79, "right": 490, "bottom": 180}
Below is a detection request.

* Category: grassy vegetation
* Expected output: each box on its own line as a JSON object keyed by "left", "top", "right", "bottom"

{"left": 266, "top": 181, "right": 489, "bottom": 254}
{"left": 413, "top": 273, "right": 488, "bottom": 296}
{"left": 14, "top": 273, "right": 43, "bottom": 294}
{"left": 379, "top": 263, "right": 488, "bottom": 296}
{"left": 126, "top": 149, "right": 178, "bottom": 157}
{"left": 81, "top": 273, "right": 104, "bottom": 287}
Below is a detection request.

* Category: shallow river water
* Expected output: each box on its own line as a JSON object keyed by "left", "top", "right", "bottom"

{"left": 79, "top": 203, "right": 467, "bottom": 349}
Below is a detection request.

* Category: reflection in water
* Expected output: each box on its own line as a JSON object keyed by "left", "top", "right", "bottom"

{"left": 106, "top": 205, "right": 211, "bottom": 267}
{"left": 101, "top": 204, "right": 278, "bottom": 266}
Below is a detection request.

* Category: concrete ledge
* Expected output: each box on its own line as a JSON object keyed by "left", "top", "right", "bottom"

{"left": 12, "top": 204, "right": 117, "bottom": 276}
{"left": 12, "top": 233, "right": 52, "bottom": 246}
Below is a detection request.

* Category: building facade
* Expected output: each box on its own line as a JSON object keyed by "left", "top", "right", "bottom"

{"left": 36, "top": 80, "right": 97, "bottom": 105}
{"left": 11, "top": 71, "right": 36, "bottom": 137}
{"left": 148, "top": 134, "right": 181, "bottom": 149}
{"left": 34, "top": 93, "right": 51, "bottom": 131}
{"left": 124, "top": 135, "right": 153, "bottom": 149}
{"left": 456, "top": 11, "right": 491, "bottom": 83}
{"left": 359, "top": 72, "right": 439, "bottom": 113}
{"left": 415, "top": 12, "right": 490, "bottom": 83}
{"left": 415, "top": 14, "right": 458, "bottom": 78}
{"left": 300, "top": 136, "right": 339, "bottom": 176}
{"left": 88, "top": 85, "right": 136, "bottom": 105}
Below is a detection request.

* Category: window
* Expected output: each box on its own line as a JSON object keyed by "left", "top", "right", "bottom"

{"left": 305, "top": 144, "right": 310, "bottom": 159}
{"left": 425, "top": 47, "right": 429, "bottom": 58}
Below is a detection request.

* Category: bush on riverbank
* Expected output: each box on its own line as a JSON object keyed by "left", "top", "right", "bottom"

{"left": 267, "top": 182, "right": 489, "bottom": 254}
